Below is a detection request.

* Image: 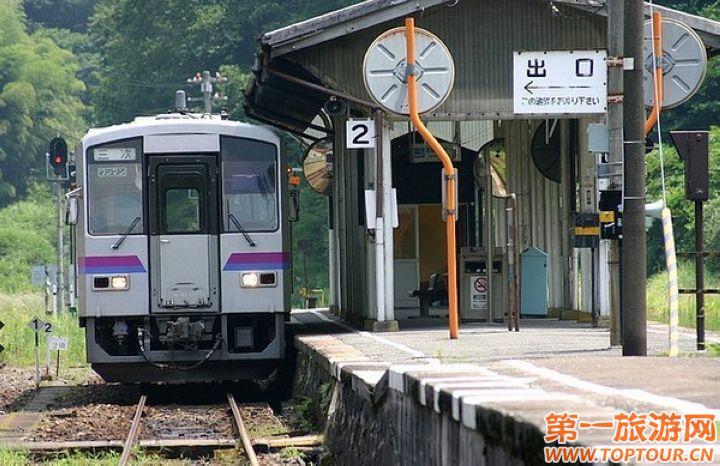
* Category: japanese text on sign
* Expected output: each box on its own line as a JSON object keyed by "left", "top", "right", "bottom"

{"left": 513, "top": 50, "right": 607, "bottom": 115}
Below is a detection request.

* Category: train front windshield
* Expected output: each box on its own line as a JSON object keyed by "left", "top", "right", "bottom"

{"left": 87, "top": 138, "right": 144, "bottom": 236}
{"left": 221, "top": 137, "right": 278, "bottom": 232}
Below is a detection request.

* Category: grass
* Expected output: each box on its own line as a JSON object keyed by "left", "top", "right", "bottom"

{"left": 647, "top": 260, "right": 720, "bottom": 332}
{"left": 0, "top": 293, "right": 87, "bottom": 369}
{"left": 0, "top": 449, "right": 174, "bottom": 465}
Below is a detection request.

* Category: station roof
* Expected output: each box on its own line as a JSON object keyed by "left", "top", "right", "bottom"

{"left": 261, "top": 0, "right": 720, "bottom": 56}
{"left": 245, "top": 0, "right": 720, "bottom": 136}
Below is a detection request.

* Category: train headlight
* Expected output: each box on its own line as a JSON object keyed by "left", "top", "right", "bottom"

{"left": 110, "top": 275, "right": 129, "bottom": 290}
{"left": 241, "top": 272, "right": 260, "bottom": 288}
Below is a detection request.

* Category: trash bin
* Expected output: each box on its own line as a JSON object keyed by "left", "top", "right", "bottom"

{"left": 520, "top": 246, "right": 548, "bottom": 316}
{"left": 459, "top": 247, "right": 507, "bottom": 321}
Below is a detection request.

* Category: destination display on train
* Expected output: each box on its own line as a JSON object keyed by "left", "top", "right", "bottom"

{"left": 93, "top": 147, "right": 137, "bottom": 161}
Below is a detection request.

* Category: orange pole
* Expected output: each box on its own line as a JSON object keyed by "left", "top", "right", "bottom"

{"left": 645, "top": 12, "right": 663, "bottom": 136}
{"left": 405, "top": 18, "right": 459, "bottom": 339}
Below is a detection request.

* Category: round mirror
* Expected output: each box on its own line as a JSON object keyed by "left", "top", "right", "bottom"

{"left": 303, "top": 139, "right": 334, "bottom": 195}
{"left": 474, "top": 138, "right": 508, "bottom": 198}
{"left": 531, "top": 122, "right": 561, "bottom": 183}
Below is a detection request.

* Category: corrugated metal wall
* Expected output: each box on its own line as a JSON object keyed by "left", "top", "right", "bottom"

{"left": 500, "top": 119, "right": 568, "bottom": 309}
{"left": 287, "top": 0, "right": 606, "bottom": 120}
{"left": 288, "top": 0, "right": 609, "bottom": 315}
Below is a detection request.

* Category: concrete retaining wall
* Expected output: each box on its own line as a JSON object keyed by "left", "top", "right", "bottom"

{"left": 292, "top": 336, "right": 547, "bottom": 465}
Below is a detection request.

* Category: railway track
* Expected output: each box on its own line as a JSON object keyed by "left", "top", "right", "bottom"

{"left": 119, "top": 392, "right": 259, "bottom": 466}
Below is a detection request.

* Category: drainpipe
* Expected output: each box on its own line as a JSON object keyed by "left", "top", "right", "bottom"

{"left": 505, "top": 194, "right": 520, "bottom": 331}
{"left": 374, "top": 110, "right": 386, "bottom": 322}
{"left": 405, "top": 17, "right": 459, "bottom": 339}
{"left": 644, "top": 12, "right": 664, "bottom": 135}
{"left": 382, "top": 118, "right": 395, "bottom": 321}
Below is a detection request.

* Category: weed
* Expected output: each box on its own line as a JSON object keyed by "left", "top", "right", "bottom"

{"left": 647, "top": 261, "right": 720, "bottom": 332}
{"left": 280, "top": 446, "right": 306, "bottom": 460}
{"left": 708, "top": 343, "right": 720, "bottom": 356}
{"left": 0, "top": 293, "right": 87, "bottom": 369}
{"left": 0, "top": 448, "right": 29, "bottom": 466}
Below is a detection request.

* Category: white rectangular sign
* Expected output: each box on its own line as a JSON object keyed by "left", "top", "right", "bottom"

{"left": 48, "top": 336, "right": 69, "bottom": 351}
{"left": 513, "top": 50, "right": 607, "bottom": 115}
{"left": 346, "top": 119, "right": 376, "bottom": 149}
{"left": 470, "top": 275, "right": 487, "bottom": 311}
{"left": 31, "top": 265, "right": 57, "bottom": 286}
{"left": 94, "top": 147, "right": 137, "bottom": 162}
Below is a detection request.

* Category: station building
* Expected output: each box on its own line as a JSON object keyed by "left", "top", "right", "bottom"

{"left": 244, "top": 0, "right": 720, "bottom": 327}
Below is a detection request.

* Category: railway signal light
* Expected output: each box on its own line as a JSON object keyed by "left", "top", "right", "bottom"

{"left": 48, "top": 137, "right": 68, "bottom": 178}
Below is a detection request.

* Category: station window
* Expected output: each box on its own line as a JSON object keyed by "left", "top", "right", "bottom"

{"left": 221, "top": 136, "right": 278, "bottom": 232}
{"left": 87, "top": 138, "right": 144, "bottom": 236}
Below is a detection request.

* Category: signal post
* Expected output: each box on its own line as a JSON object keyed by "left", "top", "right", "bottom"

{"left": 48, "top": 137, "right": 68, "bottom": 314}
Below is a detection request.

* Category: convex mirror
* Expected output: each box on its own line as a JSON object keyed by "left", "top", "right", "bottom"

{"left": 302, "top": 139, "right": 334, "bottom": 196}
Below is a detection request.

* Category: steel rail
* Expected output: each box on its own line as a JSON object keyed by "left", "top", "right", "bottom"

{"left": 119, "top": 394, "right": 147, "bottom": 466}
{"left": 227, "top": 393, "right": 259, "bottom": 466}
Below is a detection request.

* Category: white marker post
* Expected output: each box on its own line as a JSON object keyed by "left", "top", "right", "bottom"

{"left": 48, "top": 336, "right": 69, "bottom": 378}
{"left": 43, "top": 321, "right": 53, "bottom": 379}
{"left": 28, "top": 317, "right": 46, "bottom": 387}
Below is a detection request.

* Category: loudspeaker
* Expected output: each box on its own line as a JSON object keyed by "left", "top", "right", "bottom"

{"left": 323, "top": 98, "right": 346, "bottom": 116}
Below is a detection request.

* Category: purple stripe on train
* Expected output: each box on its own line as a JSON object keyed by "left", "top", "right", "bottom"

{"left": 79, "top": 255, "right": 146, "bottom": 274}
{"left": 223, "top": 252, "right": 290, "bottom": 271}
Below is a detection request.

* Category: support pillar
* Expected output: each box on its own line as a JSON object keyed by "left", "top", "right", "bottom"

{"left": 367, "top": 112, "right": 398, "bottom": 332}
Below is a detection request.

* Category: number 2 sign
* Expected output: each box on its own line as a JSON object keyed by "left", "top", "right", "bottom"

{"left": 346, "top": 119, "right": 375, "bottom": 149}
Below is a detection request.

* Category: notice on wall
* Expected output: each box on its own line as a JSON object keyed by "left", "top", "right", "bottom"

{"left": 513, "top": 50, "right": 607, "bottom": 115}
{"left": 470, "top": 275, "right": 488, "bottom": 311}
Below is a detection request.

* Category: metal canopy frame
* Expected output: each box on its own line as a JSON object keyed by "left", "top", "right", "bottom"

{"left": 246, "top": 0, "right": 720, "bottom": 131}
{"left": 261, "top": 0, "right": 720, "bottom": 57}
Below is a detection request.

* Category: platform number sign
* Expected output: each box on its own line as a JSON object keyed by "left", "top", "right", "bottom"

{"left": 346, "top": 119, "right": 376, "bottom": 149}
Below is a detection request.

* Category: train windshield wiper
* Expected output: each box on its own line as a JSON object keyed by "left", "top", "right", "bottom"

{"left": 112, "top": 216, "right": 141, "bottom": 250}
{"left": 227, "top": 212, "right": 256, "bottom": 247}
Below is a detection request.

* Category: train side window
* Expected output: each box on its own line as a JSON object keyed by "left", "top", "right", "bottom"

{"left": 221, "top": 136, "right": 278, "bottom": 232}
{"left": 87, "top": 138, "right": 144, "bottom": 236}
{"left": 164, "top": 188, "right": 200, "bottom": 233}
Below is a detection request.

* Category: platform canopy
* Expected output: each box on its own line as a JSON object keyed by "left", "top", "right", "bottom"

{"left": 245, "top": 0, "right": 720, "bottom": 136}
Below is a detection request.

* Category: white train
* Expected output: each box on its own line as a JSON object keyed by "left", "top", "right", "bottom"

{"left": 68, "top": 112, "right": 292, "bottom": 383}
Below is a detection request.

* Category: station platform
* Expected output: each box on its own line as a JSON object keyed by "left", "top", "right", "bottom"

{"left": 289, "top": 310, "right": 720, "bottom": 465}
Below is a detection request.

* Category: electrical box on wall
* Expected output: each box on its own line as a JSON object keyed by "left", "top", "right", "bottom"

{"left": 669, "top": 130, "right": 709, "bottom": 201}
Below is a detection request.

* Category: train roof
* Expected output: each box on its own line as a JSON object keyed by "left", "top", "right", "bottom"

{"left": 82, "top": 113, "right": 280, "bottom": 149}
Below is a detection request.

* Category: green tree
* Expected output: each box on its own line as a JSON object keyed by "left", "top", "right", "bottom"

{"left": 89, "top": 0, "right": 358, "bottom": 124}
{"left": 0, "top": 1, "right": 86, "bottom": 205}
{"left": 0, "top": 183, "right": 55, "bottom": 293}
{"left": 23, "top": 0, "right": 98, "bottom": 32}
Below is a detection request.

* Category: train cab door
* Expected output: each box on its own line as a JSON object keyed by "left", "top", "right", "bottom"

{"left": 148, "top": 155, "right": 219, "bottom": 312}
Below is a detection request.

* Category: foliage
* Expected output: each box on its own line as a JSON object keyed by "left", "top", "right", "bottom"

{"left": 0, "top": 183, "right": 56, "bottom": 293}
{"left": 0, "top": 0, "right": 85, "bottom": 205}
{"left": 0, "top": 448, "right": 172, "bottom": 465}
{"left": 0, "top": 293, "right": 87, "bottom": 367}
{"left": 647, "top": 259, "right": 720, "bottom": 332}
{"left": 88, "top": 0, "right": 357, "bottom": 125}
{"left": 22, "top": 0, "right": 98, "bottom": 32}
{"left": 654, "top": 0, "right": 718, "bottom": 14}
{"left": 646, "top": 127, "right": 720, "bottom": 274}
{"left": 292, "top": 183, "right": 330, "bottom": 306}
{"left": 32, "top": 27, "right": 100, "bottom": 110}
